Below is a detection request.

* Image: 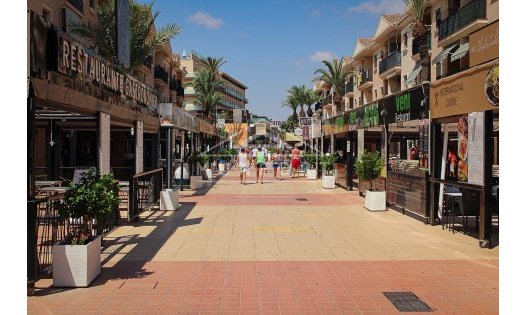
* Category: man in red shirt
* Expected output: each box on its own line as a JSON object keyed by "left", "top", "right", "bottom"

{"left": 291, "top": 147, "right": 301, "bottom": 178}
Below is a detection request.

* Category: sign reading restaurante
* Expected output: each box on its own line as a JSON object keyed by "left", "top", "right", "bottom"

{"left": 58, "top": 36, "right": 158, "bottom": 107}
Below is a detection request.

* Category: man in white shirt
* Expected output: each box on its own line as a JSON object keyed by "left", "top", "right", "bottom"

{"left": 236, "top": 148, "right": 249, "bottom": 185}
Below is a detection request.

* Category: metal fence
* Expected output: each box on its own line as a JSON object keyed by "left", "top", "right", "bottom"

{"left": 27, "top": 192, "right": 120, "bottom": 286}
{"left": 128, "top": 168, "right": 163, "bottom": 222}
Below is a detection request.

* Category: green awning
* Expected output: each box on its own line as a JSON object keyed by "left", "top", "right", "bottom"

{"left": 405, "top": 61, "right": 422, "bottom": 84}
{"left": 450, "top": 42, "right": 469, "bottom": 62}
{"left": 432, "top": 44, "right": 459, "bottom": 64}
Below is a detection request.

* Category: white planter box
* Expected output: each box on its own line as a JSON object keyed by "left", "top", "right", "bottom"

{"left": 322, "top": 175, "right": 335, "bottom": 189}
{"left": 160, "top": 189, "right": 180, "bottom": 211}
{"left": 365, "top": 190, "right": 386, "bottom": 211}
{"left": 190, "top": 175, "right": 202, "bottom": 190}
{"left": 218, "top": 163, "right": 225, "bottom": 173}
{"left": 204, "top": 168, "right": 213, "bottom": 179}
{"left": 307, "top": 169, "right": 317, "bottom": 180}
{"left": 53, "top": 235, "right": 101, "bottom": 287}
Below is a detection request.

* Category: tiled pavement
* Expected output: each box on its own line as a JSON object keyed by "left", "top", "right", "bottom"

{"left": 28, "top": 168, "right": 499, "bottom": 314}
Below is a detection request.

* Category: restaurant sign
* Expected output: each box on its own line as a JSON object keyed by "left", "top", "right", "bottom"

{"left": 469, "top": 21, "right": 498, "bottom": 68}
{"left": 173, "top": 106, "right": 199, "bottom": 132}
{"left": 58, "top": 35, "right": 158, "bottom": 107}
{"left": 430, "top": 61, "right": 498, "bottom": 118}
{"left": 380, "top": 84, "right": 430, "bottom": 124}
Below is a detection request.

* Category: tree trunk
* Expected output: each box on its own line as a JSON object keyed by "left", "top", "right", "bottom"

{"left": 299, "top": 106, "right": 306, "bottom": 118}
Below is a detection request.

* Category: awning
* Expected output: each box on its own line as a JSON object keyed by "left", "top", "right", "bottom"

{"left": 284, "top": 132, "right": 302, "bottom": 142}
{"left": 450, "top": 42, "right": 469, "bottom": 62}
{"left": 432, "top": 43, "right": 459, "bottom": 64}
{"left": 405, "top": 61, "right": 422, "bottom": 84}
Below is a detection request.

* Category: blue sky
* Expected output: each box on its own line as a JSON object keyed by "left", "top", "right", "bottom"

{"left": 148, "top": 0, "right": 406, "bottom": 120}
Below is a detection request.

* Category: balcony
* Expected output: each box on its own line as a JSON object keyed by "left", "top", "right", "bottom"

{"left": 154, "top": 65, "right": 169, "bottom": 86}
{"left": 67, "top": 0, "right": 84, "bottom": 13}
{"left": 438, "top": 0, "right": 487, "bottom": 46}
{"left": 357, "top": 70, "right": 373, "bottom": 91}
{"left": 412, "top": 32, "right": 431, "bottom": 59}
{"left": 379, "top": 51, "right": 401, "bottom": 79}
{"left": 343, "top": 80, "right": 354, "bottom": 97}
{"left": 169, "top": 76, "right": 178, "bottom": 91}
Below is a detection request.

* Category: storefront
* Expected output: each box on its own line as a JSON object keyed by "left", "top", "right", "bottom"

{"left": 322, "top": 113, "right": 355, "bottom": 189}
{"left": 428, "top": 22, "right": 498, "bottom": 247}
{"left": 381, "top": 84, "right": 431, "bottom": 221}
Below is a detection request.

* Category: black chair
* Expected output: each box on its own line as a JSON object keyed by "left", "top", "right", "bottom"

{"left": 458, "top": 188, "right": 480, "bottom": 234}
{"left": 442, "top": 185, "right": 461, "bottom": 232}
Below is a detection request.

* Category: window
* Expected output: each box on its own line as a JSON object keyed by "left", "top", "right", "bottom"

{"left": 374, "top": 89, "right": 377, "bottom": 99}
{"left": 89, "top": 0, "right": 95, "bottom": 8}
{"left": 373, "top": 55, "right": 377, "bottom": 73}
{"left": 435, "top": 8, "right": 441, "bottom": 27}
{"left": 403, "top": 33, "right": 408, "bottom": 47}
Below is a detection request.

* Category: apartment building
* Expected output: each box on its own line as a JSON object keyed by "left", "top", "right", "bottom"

{"left": 180, "top": 51, "right": 248, "bottom": 121}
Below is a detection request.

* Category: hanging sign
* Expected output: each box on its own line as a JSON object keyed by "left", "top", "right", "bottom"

{"left": 418, "top": 119, "right": 430, "bottom": 169}
{"left": 294, "top": 127, "right": 303, "bottom": 137}
{"left": 299, "top": 117, "right": 312, "bottom": 126}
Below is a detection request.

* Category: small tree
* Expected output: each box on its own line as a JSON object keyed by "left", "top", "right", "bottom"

{"left": 303, "top": 153, "right": 317, "bottom": 170}
{"left": 57, "top": 170, "right": 120, "bottom": 245}
{"left": 354, "top": 150, "right": 382, "bottom": 191}
{"left": 320, "top": 153, "right": 339, "bottom": 175}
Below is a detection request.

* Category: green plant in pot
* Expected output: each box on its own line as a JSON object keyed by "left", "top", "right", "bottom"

{"left": 354, "top": 150, "right": 385, "bottom": 211}
{"left": 353, "top": 150, "right": 382, "bottom": 191}
{"left": 58, "top": 170, "right": 120, "bottom": 245}
{"left": 303, "top": 153, "right": 317, "bottom": 170}
{"left": 320, "top": 153, "right": 338, "bottom": 175}
{"left": 54, "top": 170, "right": 119, "bottom": 287}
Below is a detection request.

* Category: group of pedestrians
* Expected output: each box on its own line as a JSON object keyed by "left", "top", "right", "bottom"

{"left": 234, "top": 146, "right": 301, "bottom": 185}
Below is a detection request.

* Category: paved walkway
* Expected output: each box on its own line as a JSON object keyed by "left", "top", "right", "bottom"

{"left": 28, "top": 168, "right": 499, "bottom": 314}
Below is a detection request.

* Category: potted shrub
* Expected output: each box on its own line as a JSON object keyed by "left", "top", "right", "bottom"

{"left": 201, "top": 154, "right": 213, "bottom": 179}
{"left": 217, "top": 150, "right": 228, "bottom": 173}
{"left": 189, "top": 152, "right": 204, "bottom": 190}
{"left": 303, "top": 153, "right": 318, "bottom": 180}
{"left": 354, "top": 150, "right": 385, "bottom": 211}
{"left": 54, "top": 170, "right": 119, "bottom": 287}
{"left": 320, "top": 153, "right": 338, "bottom": 188}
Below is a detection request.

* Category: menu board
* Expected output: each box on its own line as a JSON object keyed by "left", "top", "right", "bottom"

{"left": 457, "top": 115, "right": 469, "bottom": 182}
{"left": 418, "top": 119, "right": 429, "bottom": 169}
{"left": 467, "top": 112, "right": 485, "bottom": 186}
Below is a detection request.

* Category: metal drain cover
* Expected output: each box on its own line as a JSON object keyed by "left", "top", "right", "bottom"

{"left": 296, "top": 198, "right": 308, "bottom": 201}
{"left": 383, "top": 292, "right": 433, "bottom": 312}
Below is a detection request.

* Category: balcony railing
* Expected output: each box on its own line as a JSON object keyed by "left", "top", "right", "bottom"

{"left": 357, "top": 70, "right": 372, "bottom": 86}
{"left": 176, "top": 84, "right": 184, "bottom": 97}
{"left": 438, "top": 0, "right": 486, "bottom": 40}
{"left": 412, "top": 32, "right": 431, "bottom": 56}
{"left": 67, "top": 0, "right": 84, "bottom": 13}
{"left": 143, "top": 56, "right": 152, "bottom": 69}
{"left": 344, "top": 80, "right": 354, "bottom": 94}
{"left": 379, "top": 51, "right": 401, "bottom": 74}
{"left": 154, "top": 65, "right": 169, "bottom": 84}
{"left": 169, "top": 76, "right": 178, "bottom": 91}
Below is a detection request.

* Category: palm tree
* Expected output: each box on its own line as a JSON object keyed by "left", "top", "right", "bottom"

{"left": 69, "top": 0, "right": 181, "bottom": 74}
{"left": 303, "top": 88, "right": 319, "bottom": 117}
{"left": 282, "top": 87, "right": 301, "bottom": 125}
{"left": 202, "top": 57, "right": 227, "bottom": 75}
{"left": 404, "top": 0, "right": 429, "bottom": 81}
{"left": 192, "top": 69, "right": 222, "bottom": 122}
{"left": 312, "top": 58, "right": 352, "bottom": 114}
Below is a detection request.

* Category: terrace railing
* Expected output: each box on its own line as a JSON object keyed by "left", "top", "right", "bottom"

{"left": 154, "top": 65, "right": 169, "bottom": 84}
{"left": 438, "top": 0, "right": 486, "bottom": 40}
{"left": 379, "top": 51, "right": 401, "bottom": 74}
{"left": 128, "top": 168, "right": 163, "bottom": 222}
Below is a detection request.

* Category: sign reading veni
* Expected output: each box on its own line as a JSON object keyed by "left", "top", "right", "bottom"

{"left": 58, "top": 36, "right": 158, "bottom": 107}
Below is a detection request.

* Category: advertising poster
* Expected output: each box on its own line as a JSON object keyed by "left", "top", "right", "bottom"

{"left": 255, "top": 122, "right": 267, "bottom": 136}
{"left": 225, "top": 123, "right": 248, "bottom": 147}
{"left": 418, "top": 119, "right": 429, "bottom": 169}
{"left": 468, "top": 112, "right": 485, "bottom": 186}
{"left": 457, "top": 115, "right": 469, "bottom": 182}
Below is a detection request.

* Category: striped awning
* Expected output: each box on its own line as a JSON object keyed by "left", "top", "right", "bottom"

{"left": 405, "top": 61, "right": 422, "bottom": 84}
{"left": 450, "top": 42, "right": 469, "bottom": 62}
{"left": 432, "top": 44, "right": 459, "bottom": 64}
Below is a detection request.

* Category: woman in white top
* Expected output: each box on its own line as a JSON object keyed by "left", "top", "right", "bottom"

{"left": 236, "top": 148, "right": 249, "bottom": 185}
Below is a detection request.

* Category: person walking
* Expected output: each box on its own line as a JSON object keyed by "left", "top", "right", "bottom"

{"left": 236, "top": 148, "right": 249, "bottom": 185}
{"left": 272, "top": 149, "right": 283, "bottom": 180}
{"left": 291, "top": 147, "right": 301, "bottom": 178}
{"left": 255, "top": 146, "right": 266, "bottom": 184}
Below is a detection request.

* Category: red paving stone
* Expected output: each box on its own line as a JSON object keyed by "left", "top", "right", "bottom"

{"left": 29, "top": 260, "right": 498, "bottom": 314}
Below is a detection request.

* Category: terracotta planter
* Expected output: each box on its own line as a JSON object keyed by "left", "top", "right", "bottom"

{"left": 53, "top": 235, "right": 101, "bottom": 287}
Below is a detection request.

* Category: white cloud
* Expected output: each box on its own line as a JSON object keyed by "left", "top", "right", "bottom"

{"left": 188, "top": 11, "right": 224, "bottom": 29}
{"left": 293, "top": 60, "right": 304, "bottom": 67}
{"left": 310, "top": 51, "right": 338, "bottom": 62}
{"left": 347, "top": 0, "right": 405, "bottom": 15}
